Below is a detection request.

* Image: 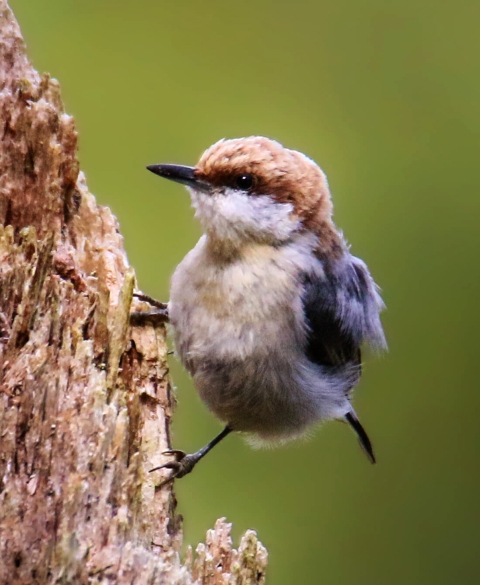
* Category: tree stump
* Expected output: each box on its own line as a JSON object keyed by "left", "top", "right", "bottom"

{"left": 0, "top": 1, "right": 267, "bottom": 583}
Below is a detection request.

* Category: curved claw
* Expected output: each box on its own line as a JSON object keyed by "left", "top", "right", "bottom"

{"left": 148, "top": 449, "right": 187, "bottom": 475}
{"left": 150, "top": 453, "right": 200, "bottom": 485}
{"left": 149, "top": 460, "right": 181, "bottom": 474}
{"left": 162, "top": 449, "right": 187, "bottom": 459}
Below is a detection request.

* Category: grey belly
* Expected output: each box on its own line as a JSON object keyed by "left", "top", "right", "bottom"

{"left": 190, "top": 351, "right": 349, "bottom": 440}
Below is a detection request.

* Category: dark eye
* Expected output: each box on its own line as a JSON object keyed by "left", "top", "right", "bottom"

{"left": 235, "top": 173, "right": 255, "bottom": 191}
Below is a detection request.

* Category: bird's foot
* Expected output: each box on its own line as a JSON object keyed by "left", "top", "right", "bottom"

{"left": 149, "top": 427, "right": 232, "bottom": 486}
{"left": 150, "top": 450, "right": 200, "bottom": 486}
{"left": 130, "top": 292, "right": 169, "bottom": 325}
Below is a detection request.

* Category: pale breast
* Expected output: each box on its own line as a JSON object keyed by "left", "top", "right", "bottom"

{"left": 168, "top": 235, "right": 352, "bottom": 437}
{"left": 169, "top": 235, "right": 317, "bottom": 370}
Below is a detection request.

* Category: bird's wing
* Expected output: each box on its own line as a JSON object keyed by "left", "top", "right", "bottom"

{"left": 301, "top": 253, "right": 386, "bottom": 371}
{"left": 301, "top": 253, "right": 386, "bottom": 464}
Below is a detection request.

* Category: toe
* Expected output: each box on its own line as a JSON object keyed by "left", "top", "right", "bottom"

{"left": 162, "top": 449, "right": 186, "bottom": 459}
{"left": 149, "top": 460, "right": 181, "bottom": 473}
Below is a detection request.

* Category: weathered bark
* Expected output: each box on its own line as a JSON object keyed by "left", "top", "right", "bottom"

{"left": 0, "top": 2, "right": 267, "bottom": 583}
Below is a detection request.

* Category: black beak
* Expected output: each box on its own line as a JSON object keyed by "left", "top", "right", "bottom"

{"left": 146, "top": 163, "right": 210, "bottom": 192}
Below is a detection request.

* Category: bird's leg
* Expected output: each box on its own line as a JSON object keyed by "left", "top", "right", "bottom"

{"left": 130, "top": 292, "right": 169, "bottom": 325}
{"left": 150, "top": 425, "right": 233, "bottom": 486}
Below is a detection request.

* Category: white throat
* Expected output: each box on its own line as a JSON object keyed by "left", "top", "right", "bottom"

{"left": 188, "top": 187, "right": 300, "bottom": 250}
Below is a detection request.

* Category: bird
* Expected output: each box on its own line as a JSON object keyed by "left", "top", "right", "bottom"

{"left": 137, "top": 136, "right": 387, "bottom": 484}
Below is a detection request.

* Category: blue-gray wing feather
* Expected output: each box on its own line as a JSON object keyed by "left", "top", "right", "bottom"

{"left": 301, "top": 253, "right": 386, "bottom": 463}
{"left": 302, "top": 254, "right": 386, "bottom": 373}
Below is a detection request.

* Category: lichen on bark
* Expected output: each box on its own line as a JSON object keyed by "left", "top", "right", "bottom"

{"left": 0, "top": 1, "right": 267, "bottom": 583}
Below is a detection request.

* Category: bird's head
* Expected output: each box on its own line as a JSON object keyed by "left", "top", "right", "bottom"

{"left": 148, "top": 136, "right": 339, "bottom": 255}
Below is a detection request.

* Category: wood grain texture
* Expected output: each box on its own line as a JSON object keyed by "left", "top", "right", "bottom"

{"left": 0, "top": 2, "right": 267, "bottom": 583}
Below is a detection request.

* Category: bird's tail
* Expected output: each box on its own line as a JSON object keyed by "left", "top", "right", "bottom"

{"left": 345, "top": 410, "right": 376, "bottom": 464}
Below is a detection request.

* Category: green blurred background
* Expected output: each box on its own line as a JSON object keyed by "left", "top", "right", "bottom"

{"left": 10, "top": 0, "right": 480, "bottom": 583}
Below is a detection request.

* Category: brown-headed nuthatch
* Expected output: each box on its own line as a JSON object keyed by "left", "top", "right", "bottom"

{"left": 136, "top": 136, "right": 386, "bottom": 484}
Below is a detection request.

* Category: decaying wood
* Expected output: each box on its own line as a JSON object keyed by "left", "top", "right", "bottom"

{"left": 0, "top": 1, "right": 268, "bottom": 583}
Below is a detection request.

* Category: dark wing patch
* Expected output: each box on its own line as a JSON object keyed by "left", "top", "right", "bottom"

{"left": 302, "top": 269, "right": 361, "bottom": 370}
{"left": 301, "top": 253, "right": 386, "bottom": 372}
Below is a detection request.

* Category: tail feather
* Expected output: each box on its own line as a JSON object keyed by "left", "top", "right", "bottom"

{"left": 345, "top": 410, "right": 376, "bottom": 464}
